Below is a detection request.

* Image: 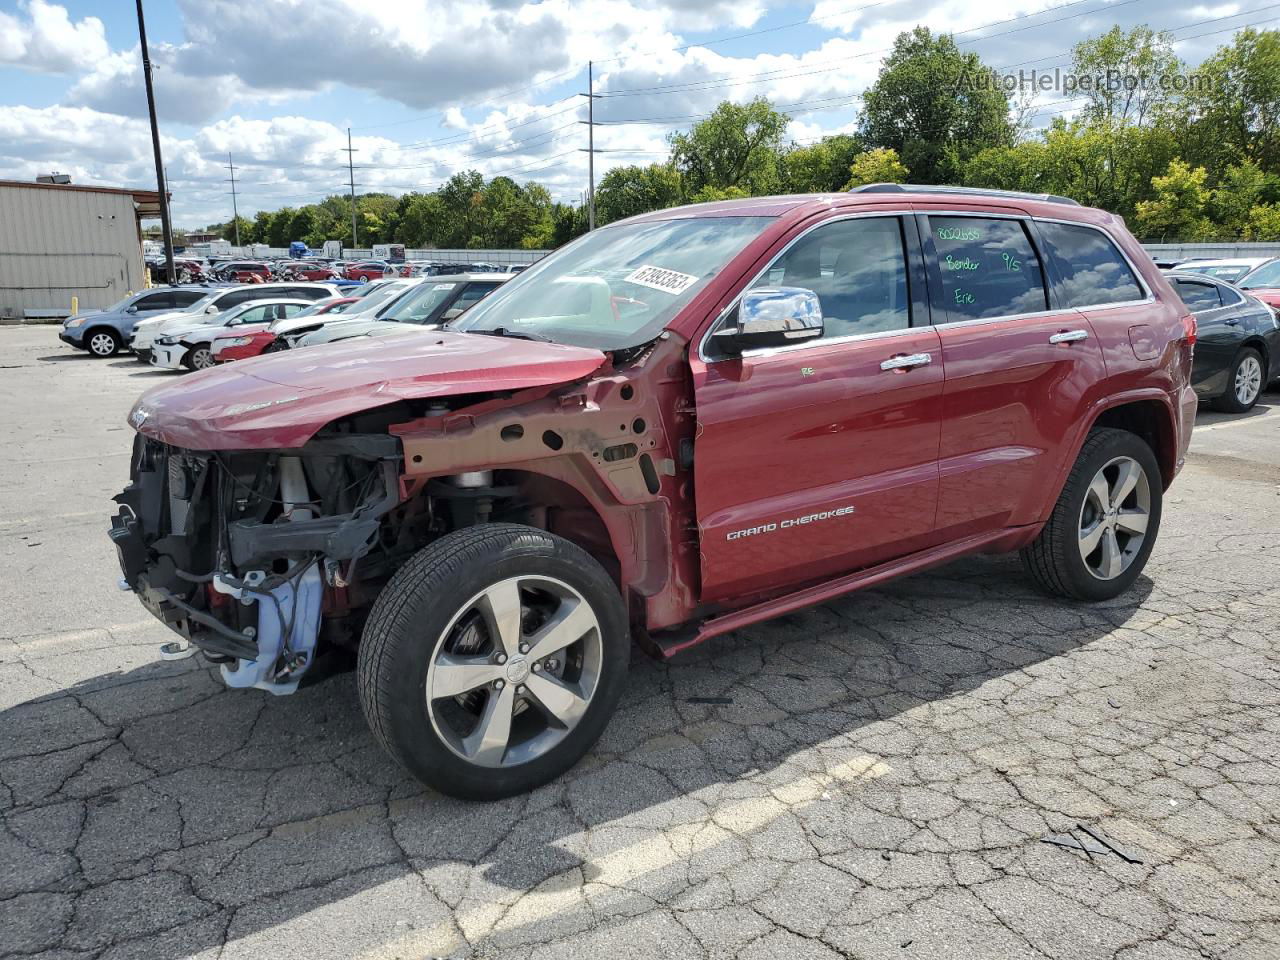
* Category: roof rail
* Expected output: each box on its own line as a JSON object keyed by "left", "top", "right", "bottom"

{"left": 849, "top": 183, "right": 1080, "bottom": 206}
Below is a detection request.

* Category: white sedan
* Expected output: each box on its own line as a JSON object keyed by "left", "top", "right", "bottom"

{"left": 150, "top": 299, "right": 313, "bottom": 370}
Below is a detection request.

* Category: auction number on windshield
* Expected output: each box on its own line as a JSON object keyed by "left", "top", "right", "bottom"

{"left": 625, "top": 265, "right": 699, "bottom": 295}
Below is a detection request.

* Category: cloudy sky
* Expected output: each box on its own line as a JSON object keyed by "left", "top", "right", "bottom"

{"left": 0, "top": 0, "right": 1271, "bottom": 228}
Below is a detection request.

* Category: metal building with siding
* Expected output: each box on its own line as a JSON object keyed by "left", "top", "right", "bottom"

{"left": 0, "top": 180, "right": 162, "bottom": 321}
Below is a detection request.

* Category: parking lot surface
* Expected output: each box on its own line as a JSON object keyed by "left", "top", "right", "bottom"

{"left": 3, "top": 325, "right": 1279, "bottom": 960}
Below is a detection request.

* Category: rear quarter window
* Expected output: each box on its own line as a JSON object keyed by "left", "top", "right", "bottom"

{"left": 172, "top": 291, "right": 206, "bottom": 307}
{"left": 1036, "top": 221, "right": 1144, "bottom": 307}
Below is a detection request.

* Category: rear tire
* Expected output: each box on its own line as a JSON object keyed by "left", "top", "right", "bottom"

{"left": 358, "top": 524, "right": 629, "bottom": 800}
{"left": 86, "top": 329, "right": 120, "bottom": 357}
{"left": 1213, "top": 346, "right": 1264, "bottom": 413}
{"left": 1020, "top": 427, "right": 1162, "bottom": 601}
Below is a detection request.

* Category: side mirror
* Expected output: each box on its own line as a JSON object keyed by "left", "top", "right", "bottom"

{"left": 126, "top": 305, "right": 138, "bottom": 314}
{"left": 206, "top": 305, "right": 219, "bottom": 314}
{"left": 714, "top": 287, "right": 823, "bottom": 353}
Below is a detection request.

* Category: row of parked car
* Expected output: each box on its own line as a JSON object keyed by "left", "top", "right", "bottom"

{"left": 59, "top": 273, "right": 511, "bottom": 370}
{"left": 145, "top": 254, "right": 532, "bottom": 286}
{"left": 1156, "top": 256, "right": 1280, "bottom": 412}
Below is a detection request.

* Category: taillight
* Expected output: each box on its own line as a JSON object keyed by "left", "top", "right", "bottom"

{"left": 1181, "top": 313, "right": 1197, "bottom": 345}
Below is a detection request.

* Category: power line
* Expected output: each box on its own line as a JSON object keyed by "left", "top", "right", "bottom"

{"left": 343, "top": 128, "right": 358, "bottom": 247}
{"left": 224, "top": 152, "right": 240, "bottom": 245}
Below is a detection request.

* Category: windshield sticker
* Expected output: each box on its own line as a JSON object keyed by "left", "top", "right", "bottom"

{"left": 625, "top": 265, "right": 699, "bottom": 295}
{"left": 433, "top": 283, "right": 458, "bottom": 290}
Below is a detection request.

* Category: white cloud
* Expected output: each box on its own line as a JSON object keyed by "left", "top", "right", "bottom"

{"left": 0, "top": 0, "right": 109, "bottom": 73}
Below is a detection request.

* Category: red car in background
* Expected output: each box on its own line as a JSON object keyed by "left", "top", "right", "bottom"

{"left": 345, "top": 260, "right": 390, "bottom": 281}
{"left": 1237, "top": 259, "right": 1280, "bottom": 315}
{"left": 208, "top": 296, "right": 358, "bottom": 362}
{"left": 282, "top": 262, "right": 340, "bottom": 281}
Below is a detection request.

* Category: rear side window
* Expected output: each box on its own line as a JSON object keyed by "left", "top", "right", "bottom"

{"left": 214, "top": 289, "right": 256, "bottom": 309}
{"left": 136, "top": 292, "right": 174, "bottom": 310}
{"left": 284, "top": 286, "right": 330, "bottom": 300}
{"left": 1172, "top": 279, "right": 1222, "bottom": 312}
{"left": 928, "top": 216, "right": 1048, "bottom": 320}
{"left": 172, "top": 291, "right": 206, "bottom": 307}
{"left": 1036, "top": 221, "right": 1144, "bottom": 307}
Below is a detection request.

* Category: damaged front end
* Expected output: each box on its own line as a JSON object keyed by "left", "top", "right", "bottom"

{"left": 109, "top": 431, "right": 400, "bottom": 694}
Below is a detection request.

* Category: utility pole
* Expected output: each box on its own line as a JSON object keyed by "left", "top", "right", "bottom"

{"left": 577, "top": 61, "right": 598, "bottom": 230}
{"left": 343, "top": 128, "right": 359, "bottom": 249}
{"left": 224, "top": 153, "right": 240, "bottom": 247}
{"left": 135, "top": 0, "right": 175, "bottom": 284}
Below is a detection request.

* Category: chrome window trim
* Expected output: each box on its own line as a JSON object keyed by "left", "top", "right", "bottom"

{"left": 738, "top": 323, "right": 927, "bottom": 360}
{"left": 697, "top": 210, "right": 916, "bottom": 363}
{"left": 696, "top": 209, "right": 1160, "bottom": 364}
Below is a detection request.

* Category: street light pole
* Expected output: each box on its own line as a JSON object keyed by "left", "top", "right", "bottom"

{"left": 134, "top": 0, "right": 175, "bottom": 284}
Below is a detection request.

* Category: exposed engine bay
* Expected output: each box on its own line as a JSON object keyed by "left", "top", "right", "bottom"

{"left": 110, "top": 429, "right": 404, "bottom": 693}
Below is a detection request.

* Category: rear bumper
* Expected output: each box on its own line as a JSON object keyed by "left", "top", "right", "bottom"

{"left": 1176, "top": 384, "right": 1198, "bottom": 477}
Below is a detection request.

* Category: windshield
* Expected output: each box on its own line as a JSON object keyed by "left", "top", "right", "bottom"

{"left": 347, "top": 282, "right": 413, "bottom": 315}
{"left": 381, "top": 282, "right": 458, "bottom": 323}
{"left": 1241, "top": 260, "right": 1280, "bottom": 288}
{"left": 1179, "top": 264, "right": 1251, "bottom": 283}
{"left": 454, "top": 215, "right": 774, "bottom": 349}
{"left": 173, "top": 293, "right": 218, "bottom": 314}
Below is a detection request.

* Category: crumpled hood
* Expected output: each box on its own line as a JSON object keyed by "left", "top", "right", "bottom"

{"left": 129, "top": 330, "right": 607, "bottom": 450}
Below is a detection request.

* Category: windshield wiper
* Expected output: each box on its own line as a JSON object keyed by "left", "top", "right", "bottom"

{"left": 471, "top": 326, "right": 554, "bottom": 343}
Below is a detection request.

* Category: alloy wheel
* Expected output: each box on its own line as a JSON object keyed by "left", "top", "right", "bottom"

{"left": 425, "top": 576, "right": 602, "bottom": 768}
{"left": 88, "top": 333, "right": 116, "bottom": 356}
{"left": 190, "top": 348, "right": 214, "bottom": 370}
{"left": 1078, "top": 456, "right": 1151, "bottom": 581}
{"left": 1235, "top": 354, "right": 1263, "bottom": 406}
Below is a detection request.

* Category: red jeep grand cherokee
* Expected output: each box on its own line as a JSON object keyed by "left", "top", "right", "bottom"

{"left": 111, "top": 185, "right": 1197, "bottom": 799}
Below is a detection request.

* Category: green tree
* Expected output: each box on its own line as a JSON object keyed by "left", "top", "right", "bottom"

{"left": 669, "top": 97, "right": 789, "bottom": 196}
{"left": 1210, "top": 161, "right": 1269, "bottom": 236}
{"left": 844, "top": 147, "right": 909, "bottom": 188}
{"left": 595, "top": 163, "right": 683, "bottom": 224}
{"left": 861, "top": 27, "right": 1014, "bottom": 183}
{"left": 1134, "top": 159, "right": 1215, "bottom": 240}
{"left": 1182, "top": 29, "right": 1280, "bottom": 172}
{"left": 781, "top": 134, "right": 864, "bottom": 193}
{"left": 1072, "top": 26, "right": 1183, "bottom": 128}
{"left": 1244, "top": 203, "right": 1280, "bottom": 240}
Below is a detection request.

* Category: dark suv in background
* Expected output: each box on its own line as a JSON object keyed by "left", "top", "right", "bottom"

{"left": 112, "top": 185, "right": 1195, "bottom": 799}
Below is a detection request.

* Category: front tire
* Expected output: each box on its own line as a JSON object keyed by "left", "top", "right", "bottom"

{"left": 183, "top": 344, "right": 214, "bottom": 371}
{"left": 1021, "top": 428, "right": 1162, "bottom": 602}
{"left": 86, "top": 329, "right": 121, "bottom": 357}
{"left": 358, "top": 524, "right": 629, "bottom": 800}
{"left": 1213, "top": 346, "right": 1264, "bottom": 413}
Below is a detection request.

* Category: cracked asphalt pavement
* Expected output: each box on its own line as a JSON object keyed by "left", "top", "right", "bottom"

{"left": 3, "top": 325, "right": 1279, "bottom": 960}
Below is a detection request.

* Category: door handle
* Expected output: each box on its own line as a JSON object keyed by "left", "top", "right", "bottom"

{"left": 880, "top": 352, "right": 932, "bottom": 371}
{"left": 1224, "top": 318, "right": 1240, "bottom": 326}
{"left": 1049, "top": 329, "right": 1089, "bottom": 344}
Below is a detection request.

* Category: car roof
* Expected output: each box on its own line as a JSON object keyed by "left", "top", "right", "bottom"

{"left": 1165, "top": 271, "right": 1236, "bottom": 285}
{"left": 423, "top": 273, "right": 511, "bottom": 282}
{"left": 620, "top": 185, "right": 1120, "bottom": 227}
{"left": 226, "top": 297, "right": 316, "bottom": 306}
{"left": 1179, "top": 257, "right": 1274, "bottom": 268}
